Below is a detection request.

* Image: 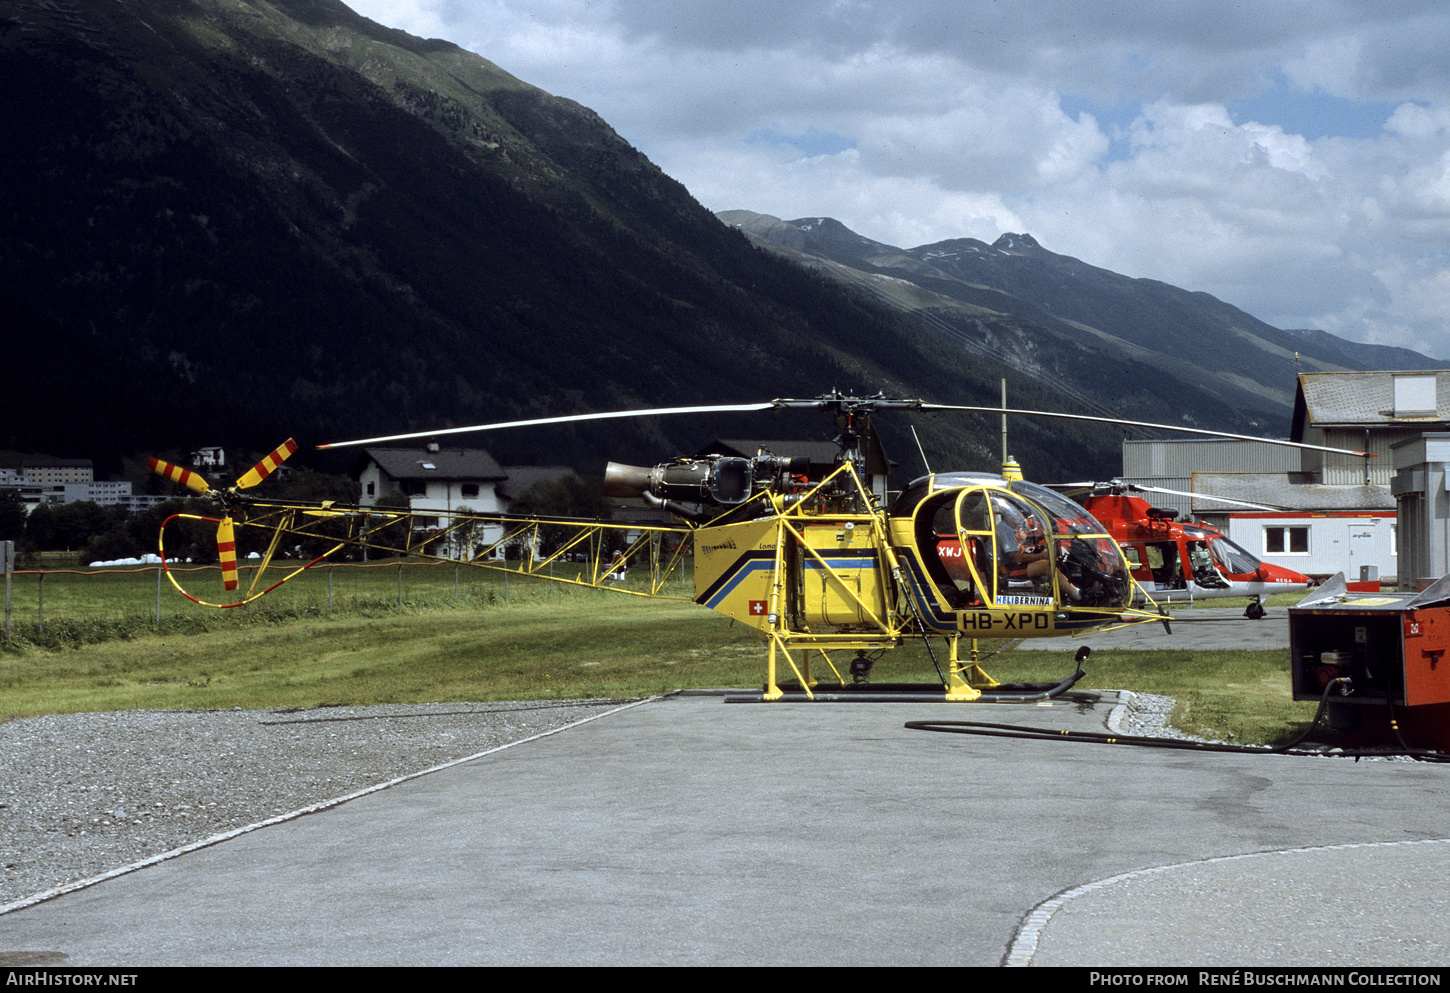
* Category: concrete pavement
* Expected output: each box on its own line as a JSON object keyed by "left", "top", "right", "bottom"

{"left": 1015, "top": 604, "right": 1295, "bottom": 651}
{"left": 1, "top": 684, "right": 1447, "bottom": 967}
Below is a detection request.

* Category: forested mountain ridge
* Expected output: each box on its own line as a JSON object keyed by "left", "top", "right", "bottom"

{"left": 6, "top": 0, "right": 1417, "bottom": 491}
{"left": 1, "top": 0, "right": 1141, "bottom": 482}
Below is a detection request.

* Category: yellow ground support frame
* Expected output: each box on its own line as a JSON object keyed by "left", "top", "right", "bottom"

{"left": 220, "top": 500, "right": 700, "bottom": 605}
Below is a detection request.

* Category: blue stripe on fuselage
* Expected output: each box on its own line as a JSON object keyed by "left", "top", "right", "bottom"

{"left": 698, "top": 549, "right": 879, "bottom": 609}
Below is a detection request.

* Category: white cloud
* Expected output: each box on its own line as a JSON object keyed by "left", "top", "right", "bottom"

{"left": 342, "top": 1, "right": 1450, "bottom": 358}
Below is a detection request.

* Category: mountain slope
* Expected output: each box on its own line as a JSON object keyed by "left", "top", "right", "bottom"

{"left": 0, "top": 0, "right": 1131, "bottom": 481}
{"left": 719, "top": 212, "right": 1441, "bottom": 434}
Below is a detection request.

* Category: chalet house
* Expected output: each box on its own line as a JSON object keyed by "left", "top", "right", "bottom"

{"left": 358, "top": 447, "right": 509, "bottom": 520}
{"left": 355, "top": 447, "right": 585, "bottom": 558}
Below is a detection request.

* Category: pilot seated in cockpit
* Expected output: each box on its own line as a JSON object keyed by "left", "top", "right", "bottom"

{"left": 991, "top": 496, "right": 1082, "bottom": 602}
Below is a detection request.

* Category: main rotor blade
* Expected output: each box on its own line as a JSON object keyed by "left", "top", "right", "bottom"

{"left": 217, "top": 516, "right": 239, "bottom": 592}
{"left": 317, "top": 404, "right": 778, "bottom": 450}
{"left": 916, "top": 404, "right": 1376, "bottom": 459}
{"left": 1129, "top": 483, "right": 1278, "bottom": 511}
{"left": 235, "top": 439, "right": 299, "bottom": 489}
{"left": 148, "top": 458, "right": 212, "bottom": 495}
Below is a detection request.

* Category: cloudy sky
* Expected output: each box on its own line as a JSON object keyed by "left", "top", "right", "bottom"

{"left": 345, "top": 1, "right": 1450, "bottom": 358}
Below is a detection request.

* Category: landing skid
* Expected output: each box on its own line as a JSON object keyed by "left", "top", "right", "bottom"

{"left": 724, "top": 659, "right": 1089, "bottom": 703}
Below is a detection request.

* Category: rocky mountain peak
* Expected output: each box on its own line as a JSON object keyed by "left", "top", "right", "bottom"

{"left": 991, "top": 232, "right": 1043, "bottom": 254}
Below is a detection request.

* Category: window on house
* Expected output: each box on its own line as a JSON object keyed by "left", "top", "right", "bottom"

{"left": 366, "top": 482, "right": 375, "bottom": 496}
{"left": 1264, "top": 526, "right": 1309, "bottom": 555}
{"left": 461, "top": 483, "right": 479, "bottom": 498}
{"left": 402, "top": 480, "right": 426, "bottom": 497}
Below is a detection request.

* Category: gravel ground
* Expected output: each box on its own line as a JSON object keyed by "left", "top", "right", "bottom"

{"left": 0, "top": 698, "right": 641, "bottom": 910}
{"left": 1108, "top": 690, "right": 1194, "bottom": 739}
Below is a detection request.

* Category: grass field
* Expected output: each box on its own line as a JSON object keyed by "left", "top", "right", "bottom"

{"left": 0, "top": 561, "right": 1322, "bottom": 744}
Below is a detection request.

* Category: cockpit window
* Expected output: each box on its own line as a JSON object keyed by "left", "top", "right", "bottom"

{"left": 916, "top": 490, "right": 987, "bottom": 608}
{"left": 1187, "top": 541, "right": 1229, "bottom": 588}
{"left": 1210, "top": 536, "right": 1261, "bottom": 576}
{"left": 1007, "top": 480, "right": 1131, "bottom": 607}
{"left": 1007, "top": 479, "right": 1109, "bottom": 532}
{"left": 987, "top": 493, "right": 1055, "bottom": 604}
{"left": 955, "top": 490, "right": 990, "bottom": 533}
{"left": 916, "top": 481, "right": 1133, "bottom": 610}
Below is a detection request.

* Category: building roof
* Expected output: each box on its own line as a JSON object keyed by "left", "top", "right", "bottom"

{"left": 1123, "top": 438, "right": 1303, "bottom": 476}
{"left": 20, "top": 457, "right": 93, "bottom": 469}
{"left": 1193, "top": 472, "right": 1393, "bottom": 512}
{"left": 362, "top": 447, "right": 507, "bottom": 482}
{"left": 1293, "top": 370, "right": 1450, "bottom": 436}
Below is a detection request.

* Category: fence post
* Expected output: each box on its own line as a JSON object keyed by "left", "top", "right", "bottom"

{"left": 3, "top": 541, "right": 12, "bottom": 644}
{"left": 328, "top": 566, "right": 333, "bottom": 615}
{"left": 397, "top": 562, "right": 403, "bottom": 607}
{"left": 37, "top": 572, "right": 43, "bottom": 635}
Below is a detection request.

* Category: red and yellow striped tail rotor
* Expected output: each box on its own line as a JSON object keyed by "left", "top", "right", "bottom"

{"left": 235, "top": 439, "right": 299, "bottom": 490}
{"left": 216, "top": 516, "right": 239, "bottom": 591}
{"left": 148, "top": 458, "right": 213, "bottom": 495}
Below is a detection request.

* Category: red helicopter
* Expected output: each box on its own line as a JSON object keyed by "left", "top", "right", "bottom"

{"left": 1062, "top": 481, "right": 1315, "bottom": 619}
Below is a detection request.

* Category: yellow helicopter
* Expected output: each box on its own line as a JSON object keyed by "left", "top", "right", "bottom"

{"left": 147, "top": 394, "right": 1372, "bottom": 702}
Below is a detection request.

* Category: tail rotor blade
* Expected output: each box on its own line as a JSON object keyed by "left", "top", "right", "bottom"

{"left": 235, "top": 439, "right": 298, "bottom": 490}
{"left": 217, "top": 516, "right": 239, "bottom": 592}
{"left": 149, "top": 458, "right": 212, "bottom": 495}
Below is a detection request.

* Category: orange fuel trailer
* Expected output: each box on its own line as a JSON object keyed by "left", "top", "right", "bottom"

{"left": 1289, "top": 574, "right": 1450, "bottom": 752}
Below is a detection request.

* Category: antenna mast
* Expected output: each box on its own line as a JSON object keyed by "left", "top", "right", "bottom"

{"left": 1001, "top": 378, "right": 1008, "bottom": 464}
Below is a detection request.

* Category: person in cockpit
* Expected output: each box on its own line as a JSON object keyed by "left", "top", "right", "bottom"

{"left": 991, "top": 495, "right": 1081, "bottom": 601}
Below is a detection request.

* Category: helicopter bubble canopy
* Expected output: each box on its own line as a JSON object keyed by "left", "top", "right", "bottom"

{"left": 894, "top": 473, "right": 1133, "bottom": 610}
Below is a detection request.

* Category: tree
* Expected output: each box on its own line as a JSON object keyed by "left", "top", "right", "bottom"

{"left": 366, "top": 491, "right": 414, "bottom": 558}
{"left": 507, "top": 474, "right": 618, "bottom": 558}
{"left": 0, "top": 490, "right": 25, "bottom": 544}
{"left": 25, "top": 501, "right": 127, "bottom": 552}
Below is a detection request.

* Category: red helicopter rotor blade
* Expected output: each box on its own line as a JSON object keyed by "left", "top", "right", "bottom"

{"left": 1128, "top": 483, "right": 1278, "bottom": 511}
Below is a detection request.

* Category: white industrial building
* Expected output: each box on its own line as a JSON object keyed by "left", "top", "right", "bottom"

{"left": 1118, "top": 370, "right": 1450, "bottom": 585}
{"left": 1391, "top": 433, "right": 1450, "bottom": 589}
{"left": 1222, "top": 511, "right": 1395, "bottom": 582}
{"left": 1, "top": 458, "right": 168, "bottom": 514}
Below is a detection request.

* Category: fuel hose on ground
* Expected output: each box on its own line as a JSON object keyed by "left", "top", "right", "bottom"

{"left": 904, "top": 678, "right": 1450, "bottom": 763}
